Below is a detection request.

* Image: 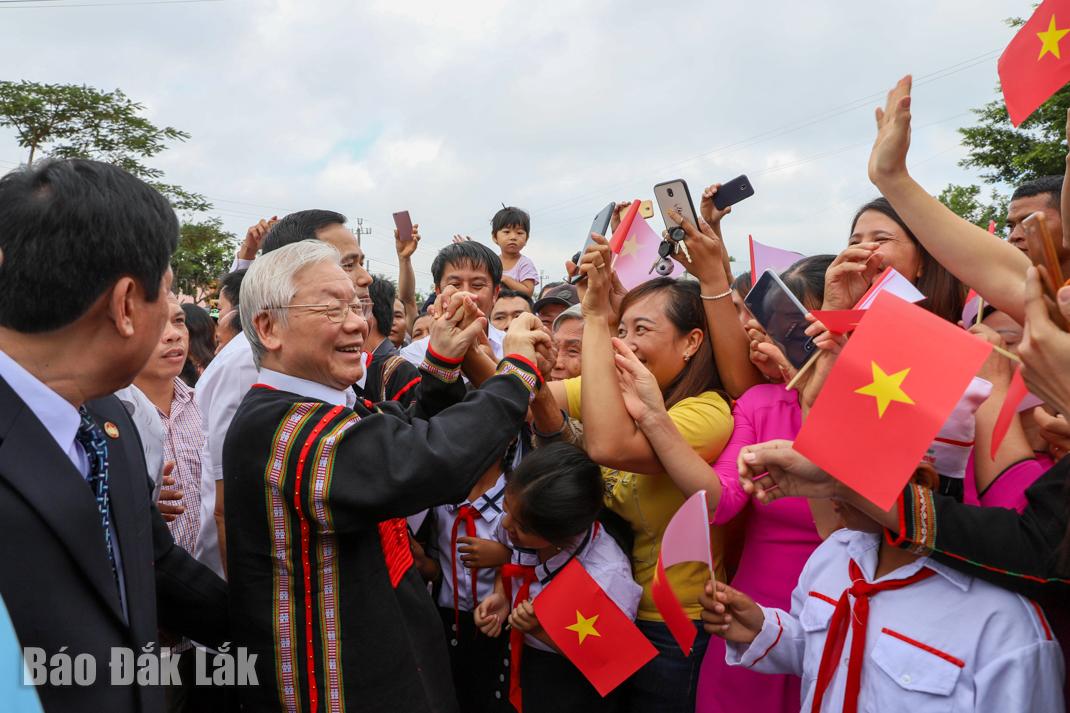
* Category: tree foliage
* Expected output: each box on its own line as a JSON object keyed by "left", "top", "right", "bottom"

{"left": 0, "top": 80, "right": 209, "bottom": 211}
{"left": 172, "top": 218, "right": 237, "bottom": 301}
{"left": 937, "top": 184, "right": 1009, "bottom": 233}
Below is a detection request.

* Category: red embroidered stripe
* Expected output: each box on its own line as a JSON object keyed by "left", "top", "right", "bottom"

{"left": 390, "top": 376, "right": 421, "bottom": 401}
{"left": 884, "top": 486, "right": 912, "bottom": 548}
{"left": 505, "top": 353, "right": 544, "bottom": 385}
{"left": 808, "top": 591, "right": 838, "bottom": 607}
{"left": 378, "top": 518, "right": 414, "bottom": 588}
{"left": 880, "top": 628, "right": 965, "bottom": 668}
{"left": 426, "top": 344, "right": 463, "bottom": 365}
{"left": 749, "top": 611, "right": 783, "bottom": 667}
{"left": 1030, "top": 600, "right": 1054, "bottom": 641}
{"left": 293, "top": 405, "right": 343, "bottom": 713}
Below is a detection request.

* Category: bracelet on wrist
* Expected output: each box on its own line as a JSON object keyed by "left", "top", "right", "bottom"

{"left": 700, "top": 288, "right": 733, "bottom": 301}
{"left": 531, "top": 409, "right": 569, "bottom": 439}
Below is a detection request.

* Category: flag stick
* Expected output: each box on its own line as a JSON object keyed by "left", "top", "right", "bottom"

{"left": 993, "top": 344, "right": 1021, "bottom": 363}
{"left": 975, "top": 297, "right": 984, "bottom": 327}
{"left": 785, "top": 351, "right": 820, "bottom": 391}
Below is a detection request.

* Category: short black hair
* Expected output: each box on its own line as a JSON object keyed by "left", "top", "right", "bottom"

{"left": 219, "top": 268, "right": 246, "bottom": 311}
{"left": 368, "top": 275, "right": 398, "bottom": 335}
{"left": 1011, "top": 175, "right": 1063, "bottom": 210}
{"left": 731, "top": 271, "right": 751, "bottom": 297}
{"left": 262, "top": 209, "right": 347, "bottom": 254}
{"left": 494, "top": 289, "right": 535, "bottom": 312}
{"left": 0, "top": 159, "right": 177, "bottom": 333}
{"left": 505, "top": 443, "right": 603, "bottom": 547}
{"left": 430, "top": 241, "right": 503, "bottom": 289}
{"left": 492, "top": 206, "right": 530, "bottom": 235}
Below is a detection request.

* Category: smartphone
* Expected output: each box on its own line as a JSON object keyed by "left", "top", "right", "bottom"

{"left": 570, "top": 202, "right": 616, "bottom": 284}
{"left": 618, "top": 199, "right": 655, "bottom": 221}
{"left": 744, "top": 269, "right": 817, "bottom": 369}
{"left": 713, "top": 174, "right": 756, "bottom": 211}
{"left": 392, "top": 211, "right": 414, "bottom": 242}
{"left": 1022, "top": 211, "right": 1068, "bottom": 328}
{"left": 653, "top": 180, "right": 700, "bottom": 236}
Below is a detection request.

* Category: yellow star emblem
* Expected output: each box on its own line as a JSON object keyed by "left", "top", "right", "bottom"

{"left": 565, "top": 610, "right": 601, "bottom": 645}
{"left": 619, "top": 234, "right": 639, "bottom": 258}
{"left": 1037, "top": 15, "right": 1070, "bottom": 60}
{"left": 854, "top": 361, "right": 914, "bottom": 418}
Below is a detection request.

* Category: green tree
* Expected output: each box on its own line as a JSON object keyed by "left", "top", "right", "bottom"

{"left": 172, "top": 218, "right": 237, "bottom": 301}
{"left": 0, "top": 80, "right": 209, "bottom": 211}
{"left": 937, "top": 183, "right": 1009, "bottom": 232}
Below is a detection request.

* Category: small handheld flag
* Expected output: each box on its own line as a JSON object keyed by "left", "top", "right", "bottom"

{"left": 650, "top": 491, "right": 713, "bottom": 655}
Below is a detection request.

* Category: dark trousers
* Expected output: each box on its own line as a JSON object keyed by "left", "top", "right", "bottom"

{"left": 519, "top": 644, "right": 618, "bottom": 713}
{"left": 623, "top": 620, "right": 709, "bottom": 713}
{"left": 438, "top": 606, "right": 512, "bottom": 713}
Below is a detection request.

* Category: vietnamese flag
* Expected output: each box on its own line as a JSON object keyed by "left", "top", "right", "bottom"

{"left": 749, "top": 236, "right": 805, "bottom": 287}
{"left": 613, "top": 211, "right": 679, "bottom": 289}
{"left": 651, "top": 491, "right": 713, "bottom": 655}
{"left": 533, "top": 559, "right": 657, "bottom": 696}
{"left": 608, "top": 200, "right": 640, "bottom": 254}
{"left": 999, "top": 0, "right": 1070, "bottom": 126}
{"left": 794, "top": 292, "right": 993, "bottom": 509}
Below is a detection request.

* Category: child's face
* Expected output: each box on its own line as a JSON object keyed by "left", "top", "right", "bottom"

{"left": 502, "top": 491, "right": 551, "bottom": 550}
{"left": 493, "top": 224, "right": 528, "bottom": 256}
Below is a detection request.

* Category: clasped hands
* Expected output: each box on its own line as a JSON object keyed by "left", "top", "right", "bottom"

{"left": 426, "top": 286, "right": 552, "bottom": 366}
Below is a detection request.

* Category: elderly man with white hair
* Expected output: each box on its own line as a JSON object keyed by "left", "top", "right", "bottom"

{"left": 223, "top": 239, "right": 549, "bottom": 713}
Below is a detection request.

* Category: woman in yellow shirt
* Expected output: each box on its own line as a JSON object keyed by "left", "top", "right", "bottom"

{"left": 537, "top": 237, "right": 733, "bottom": 713}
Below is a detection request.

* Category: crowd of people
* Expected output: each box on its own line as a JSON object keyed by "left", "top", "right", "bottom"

{"left": 0, "top": 74, "right": 1068, "bottom": 713}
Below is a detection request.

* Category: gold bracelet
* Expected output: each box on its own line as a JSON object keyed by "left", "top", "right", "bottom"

{"left": 699, "top": 288, "right": 733, "bottom": 301}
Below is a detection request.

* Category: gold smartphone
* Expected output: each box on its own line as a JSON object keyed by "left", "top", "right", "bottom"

{"left": 1022, "top": 211, "right": 1068, "bottom": 328}
{"left": 619, "top": 200, "right": 655, "bottom": 221}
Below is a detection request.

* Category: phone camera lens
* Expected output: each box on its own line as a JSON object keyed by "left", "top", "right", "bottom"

{"left": 667, "top": 188, "right": 674, "bottom": 197}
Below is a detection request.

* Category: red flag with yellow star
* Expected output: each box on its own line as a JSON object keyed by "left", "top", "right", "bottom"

{"left": 533, "top": 559, "right": 657, "bottom": 696}
{"left": 999, "top": 0, "right": 1070, "bottom": 126}
{"left": 794, "top": 292, "right": 993, "bottom": 509}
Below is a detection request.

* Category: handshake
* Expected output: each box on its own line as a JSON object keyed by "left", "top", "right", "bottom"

{"left": 426, "top": 286, "right": 552, "bottom": 366}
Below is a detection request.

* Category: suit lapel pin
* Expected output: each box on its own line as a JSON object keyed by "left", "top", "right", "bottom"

{"left": 103, "top": 422, "right": 120, "bottom": 439}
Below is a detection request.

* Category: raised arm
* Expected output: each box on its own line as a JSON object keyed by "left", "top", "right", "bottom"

{"left": 868, "top": 75, "right": 1031, "bottom": 323}
{"left": 395, "top": 224, "right": 420, "bottom": 331}
{"left": 577, "top": 238, "right": 663, "bottom": 473}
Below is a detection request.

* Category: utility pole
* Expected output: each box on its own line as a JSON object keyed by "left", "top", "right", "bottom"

{"left": 353, "top": 217, "right": 373, "bottom": 272}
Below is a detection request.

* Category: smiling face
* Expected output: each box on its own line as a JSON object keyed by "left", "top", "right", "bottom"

{"left": 616, "top": 291, "right": 702, "bottom": 390}
{"left": 437, "top": 260, "right": 498, "bottom": 317}
{"left": 849, "top": 210, "right": 922, "bottom": 282}
{"left": 258, "top": 261, "right": 369, "bottom": 390}
{"left": 138, "top": 292, "right": 188, "bottom": 383}
{"left": 551, "top": 318, "right": 583, "bottom": 380}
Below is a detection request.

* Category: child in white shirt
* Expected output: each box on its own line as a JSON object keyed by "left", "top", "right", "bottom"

{"left": 701, "top": 465, "right": 1065, "bottom": 712}
{"left": 475, "top": 443, "right": 641, "bottom": 713}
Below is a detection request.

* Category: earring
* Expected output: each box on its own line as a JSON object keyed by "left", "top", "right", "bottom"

{"left": 683, "top": 352, "right": 691, "bottom": 362}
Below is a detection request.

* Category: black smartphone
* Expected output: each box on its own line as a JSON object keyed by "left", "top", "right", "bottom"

{"left": 713, "top": 175, "right": 755, "bottom": 211}
{"left": 570, "top": 202, "right": 616, "bottom": 284}
{"left": 744, "top": 269, "right": 816, "bottom": 369}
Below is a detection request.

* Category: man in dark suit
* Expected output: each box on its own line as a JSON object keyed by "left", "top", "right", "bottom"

{"left": 0, "top": 159, "right": 228, "bottom": 712}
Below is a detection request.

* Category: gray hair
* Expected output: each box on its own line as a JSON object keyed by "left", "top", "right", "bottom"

{"left": 552, "top": 303, "right": 584, "bottom": 332}
{"left": 240, "top": 239, "right": 341, "bottom": 367}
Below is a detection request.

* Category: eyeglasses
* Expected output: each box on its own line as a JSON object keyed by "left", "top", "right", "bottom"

{"left": 277, "top": 298, "right": 373, "bottom": 323}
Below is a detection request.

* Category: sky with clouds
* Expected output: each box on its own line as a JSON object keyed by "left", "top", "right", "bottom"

{"left": 0, "top": 0, "right": 1033, "bottom": 292}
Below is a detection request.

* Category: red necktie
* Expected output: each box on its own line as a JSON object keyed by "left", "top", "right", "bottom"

{"left": 450, "top": 504, "right": 479, "bottom": 632}
{"left": 810, "top": 560, "right": 935, "bottom": 713}
{"left": 501, "top": 562, "right": 537, "bottom": 713}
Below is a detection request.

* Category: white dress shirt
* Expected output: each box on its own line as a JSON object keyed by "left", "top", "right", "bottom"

{"left": 498, "top": 523, "right": 641, "bottom": 653}
{"left": 256, "top": 368, "right": 356, "bottom": 409}
{"left": 192, "top": 332, "right": 258, "bottom": 577}
{"left": 726, "top": 529, "right": 1065, "bottom": 712}
{"left": 0, "top": 349, "right": 127, "bottom": 618}
{"left": 400, "top": 324, "right": 506, "bottom": 369}
{"left": 115, "top": 383, "right": 166, "bottom": 497}
{"left": 434, "top": 475, "right": 508, "bottom": 613}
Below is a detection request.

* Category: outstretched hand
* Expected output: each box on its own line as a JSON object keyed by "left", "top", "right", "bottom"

{"left": 1020, "top": 265, "right": 1070, "bottom": 416}
{"left": 868, "top": 74, "right": 913, "bottom": 186}
{"left": 612, "top": 337, "right": 666, "bottom": 423}
{"left": 737, "top": 440, "right": 839, "bottom": 503}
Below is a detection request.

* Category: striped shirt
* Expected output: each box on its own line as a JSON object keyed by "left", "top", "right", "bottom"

{"left": 158, "top": 377, "right": 203, "bottom": 554}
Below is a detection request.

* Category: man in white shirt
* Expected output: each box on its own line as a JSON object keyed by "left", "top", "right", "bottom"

{"left": 401, "top": 240, "right": 507, "bottom": 367}
{"left": 193, "top": 209, "right": 373, "bottom": 577}
{"left": 703, "top": 466, "right": 1065, "bottom": 712}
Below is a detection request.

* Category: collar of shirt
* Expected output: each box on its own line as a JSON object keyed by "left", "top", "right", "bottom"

{"left": 841, "top": 529, "right": 972, "bottom": 592}
{"left": 258, "top": 368, "right": 354, "bottom": 408}
{"left": 164, "top": 376, "right": 196, "bottom": 417}
{"left": 535, "top": 524, "right": 595, "bottom": 585}
{"left": 0, "top": 348, "right": 82, "bottom": 467}
{"left": 448, "top": 474, "right": 506, "bottom": 523}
